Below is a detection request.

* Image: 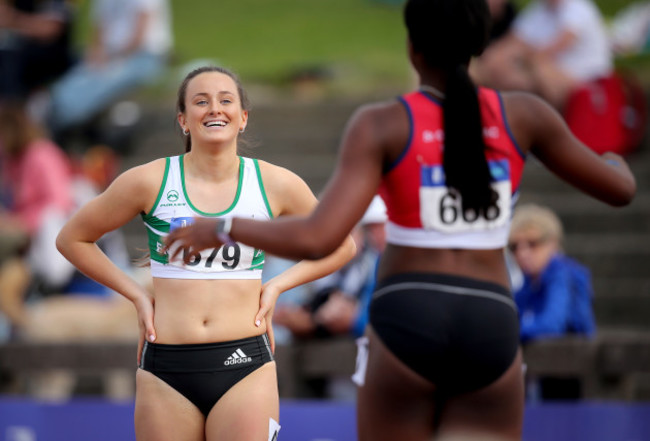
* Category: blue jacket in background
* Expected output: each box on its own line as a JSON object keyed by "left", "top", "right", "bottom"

{"left": 515, "top": 254, "right": 596, "bottom": 342}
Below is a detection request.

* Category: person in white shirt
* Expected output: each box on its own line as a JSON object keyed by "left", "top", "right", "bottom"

{"left": 473, "top": 0, "right": 612, "bottom": 110}
{"left": 47, "top": 0, "right": 173, "bottom": 134}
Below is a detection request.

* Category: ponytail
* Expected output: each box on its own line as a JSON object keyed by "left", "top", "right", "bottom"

{"left": 403, "top": 0, "right": 493, "bottom": 213}
{"left": 442, "top": 65, "right": 495, "bottom": 214}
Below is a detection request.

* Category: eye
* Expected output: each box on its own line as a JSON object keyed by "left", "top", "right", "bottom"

{"left": 195, "top": 99, "right": 208, "bottom": 105}
{"left": 221, "top": 99, "right": 232, "bottom": 105}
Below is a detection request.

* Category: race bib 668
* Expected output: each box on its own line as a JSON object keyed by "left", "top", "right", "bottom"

{"left": 419, "top": 160, "right": 511, "bottom": 233}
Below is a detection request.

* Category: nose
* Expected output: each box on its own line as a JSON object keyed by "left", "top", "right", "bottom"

{"left": 208, "top": 101, "right": 222, "bottom": 115}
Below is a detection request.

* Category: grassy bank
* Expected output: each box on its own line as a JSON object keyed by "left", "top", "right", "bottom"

{"left": 73, "top": 0, "right": 646, "bottom": 99}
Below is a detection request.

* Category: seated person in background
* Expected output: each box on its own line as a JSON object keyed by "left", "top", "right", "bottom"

{"left": 470, "top": 0, "right": 517, "bottom": 83}
{"left": 608, "top": 1, "right": 650, "bottom": 57}
{"left": 0, "top": 0, "right": 76, "bottom": 104}
{"left": 46, "top": 0, "right": 172, "bottom": 139}
{"left": 0, "top": 101, "right": 75, "bottom": 329}
{"left": 486, "top": 0, "right": 517, "bottom": 43}
{"left": 508, "top": 203, "right": 596, "bottom": 343}
{"left": 0, "top": 104, "right": 131, "bottom": 334}
{"left": 274, "top": 195, "right": 387, "bottom": 340}
{"left": 474, "top": 0, "right": 612, "bottom": 111}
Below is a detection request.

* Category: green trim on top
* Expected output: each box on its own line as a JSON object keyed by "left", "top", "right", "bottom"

{"left": 146, "top": 228, "right": 169, "bottom": 264}
{"left": 143, "top": 157, "right": 170, "bottom": 219}
{"left": 142, "top": 215, "right": 170, "bottom": 233}
{"left": 251, "top": 247, "right": 265, "bottom": 269}
{"left": 253, "top": 158, "right": 274, "bottom": 219}
{"left": 179, "top": 155, "right": 244, "bottom": 216}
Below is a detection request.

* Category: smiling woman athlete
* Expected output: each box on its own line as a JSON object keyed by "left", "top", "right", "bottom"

{"left": 56, "top": 65, "right": 356, "bottom": 441}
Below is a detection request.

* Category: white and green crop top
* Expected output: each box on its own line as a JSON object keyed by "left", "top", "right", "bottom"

{"left": 142, "top": 155, "right": 273, "bottom": 279}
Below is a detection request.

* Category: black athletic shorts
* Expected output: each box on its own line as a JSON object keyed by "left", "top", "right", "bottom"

{"left": 139, "top": 334, "right": 274, "bottom": 416}
{"left": 369, "top": 272, "right": 519, "bottom": 394}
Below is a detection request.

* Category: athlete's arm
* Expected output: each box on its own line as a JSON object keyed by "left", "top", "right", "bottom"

{"left": 56, "top": 160, "right": 164, "bottom": 359}
{"left": 250, "top": 162, "right": 357, "bottom": 351}
{"left": 503, "top": 91, "right": 636, "bottom": 206}
{"left": 165, "top": 102, "right": 392, "bottom": 261}
{"left": 255, "top": 161, "right": 357, "bottom": 293}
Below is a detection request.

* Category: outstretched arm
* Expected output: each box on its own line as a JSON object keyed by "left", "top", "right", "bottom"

{"left": 240, "top": 163, "right": 358, "bottom": 352}
{"left": 165, "top": 102, "right": 389, "bottom": 261}
{"left": 504, "top": 91, "right": 636, "bottom": 206}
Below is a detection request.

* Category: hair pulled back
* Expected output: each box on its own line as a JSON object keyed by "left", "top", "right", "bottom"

{"left": 405, "top": 0, "right": 496, "bottom": 214}
{"left": 176, "top": 65, "right": 250, "bottom": 153}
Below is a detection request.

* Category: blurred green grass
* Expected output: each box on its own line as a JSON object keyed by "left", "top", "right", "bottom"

{"left": 75, "top": 0, "right": 413, "bottom": 98}
{"left": 73, "top": 0, "right": 649, "bottom": 98}
{"left": 171, "top": 0, "right": 408, "bottom": 83}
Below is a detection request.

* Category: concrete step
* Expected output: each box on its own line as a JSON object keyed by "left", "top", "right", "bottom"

{"left": 519, "top": 153, "right": 650, "bottom": 194}
{"left": 593, "top": 277, "right": 650, "bottom": 297}
{"left": 594, "top": 294, "right": 650, "bottom": 329}
{"left": 591, "top": 276, "right": 650, "bottom": 329}
{"left": 576, "top": 254, "right": 648, "bottom": 278}
{"left": 564, "top": 233, "right": 650, "bottom": 256}
{"left": 517, "top": 192, "right": 650, "bottom": 234}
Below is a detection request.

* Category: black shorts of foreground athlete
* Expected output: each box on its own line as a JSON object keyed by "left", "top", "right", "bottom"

{"left": 139, "top": 334, "right": 274, "bottom": 416}
{"left": 369, "top": 272, "right": 520, "bottom": 394}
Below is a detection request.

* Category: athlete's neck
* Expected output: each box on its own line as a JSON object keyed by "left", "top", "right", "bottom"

{"left": 184, "top": 148, "right": 240, "bottom": 183}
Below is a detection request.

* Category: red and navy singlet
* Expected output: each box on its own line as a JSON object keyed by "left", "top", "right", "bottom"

{"left": 379, "top": 88, "right": 526, "bottom": 249}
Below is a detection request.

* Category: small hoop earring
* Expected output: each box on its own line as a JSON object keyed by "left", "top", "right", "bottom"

{"left": 183, "top": 128, "right": 189, "bottom": 136}
{"left": 239, "top": 128, "right": 246, "bottom": 134}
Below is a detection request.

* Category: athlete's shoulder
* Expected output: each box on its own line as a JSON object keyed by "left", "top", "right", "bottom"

{"left": 498, "top": 90, "right": 562, "bottom": 149}
{"left": 500, "top": 90, "right": 554, "bottom": 115}
{"left": 345, "top": 98, "right": 409, "bottom": 147}
{"left": 253, "top": 159, "right": 315, "bottom": 215}
{"left": 109, "top": 157, "right": 168, "bottom": 194}
{"left": 120, "top": 157, "right": 168, "bottom": 180}
{"left": 254, "top": 159, "right": 308, "bottom": 190}
{"left": 353, "top": 98, "right": 405, "bottom": 124}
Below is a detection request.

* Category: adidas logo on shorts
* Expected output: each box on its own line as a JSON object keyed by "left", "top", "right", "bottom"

{"left": 224, "top": 348, "right": 253, "bottom": 366}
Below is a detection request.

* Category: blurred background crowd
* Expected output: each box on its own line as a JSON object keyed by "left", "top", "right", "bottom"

{"left": 1, "top": 0, "right": 650, "bottom": 407}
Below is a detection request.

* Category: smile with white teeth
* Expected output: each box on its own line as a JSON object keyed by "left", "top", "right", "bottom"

{"left": 204, "top": 121, "right": 227, "bottom": 127}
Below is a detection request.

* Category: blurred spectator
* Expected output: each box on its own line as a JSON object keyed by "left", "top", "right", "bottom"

{"left": 508, "top": 203, "right": 596, "bottom": 400}
{"left": 608, "top": 1, "right": 650, "bottom": 56}
{"left": 0, "top": 104, "right": 130, "bottom": 333}
{"left": 0, "top": 101, "right": 75, "bottom": 329}
{"left": 470, "top": 0, "right": 517, "bottom": 84}
{"left": 474, "top": 0, "right": 612, "bottom": 111}
{"left": 509, "top": 203, "right": 596, "bottom": 342}
{"left": 0, "top": 108, "right": 139, "bottom": 397}
{"left": 45, "top": 0, "right": 172, "bottom": 142}
{"left": 0, "top": 0, "right": 76, "bottom": 104}
{"left": 486, "top": 0, "right": 517, "bottom": 43}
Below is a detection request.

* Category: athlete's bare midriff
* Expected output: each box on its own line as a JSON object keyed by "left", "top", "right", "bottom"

{"left": 151, "top": 277, "right": 265, "bottom": 344}
{"left": 377, "top": 244, "right": 511, "bottom": 289}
